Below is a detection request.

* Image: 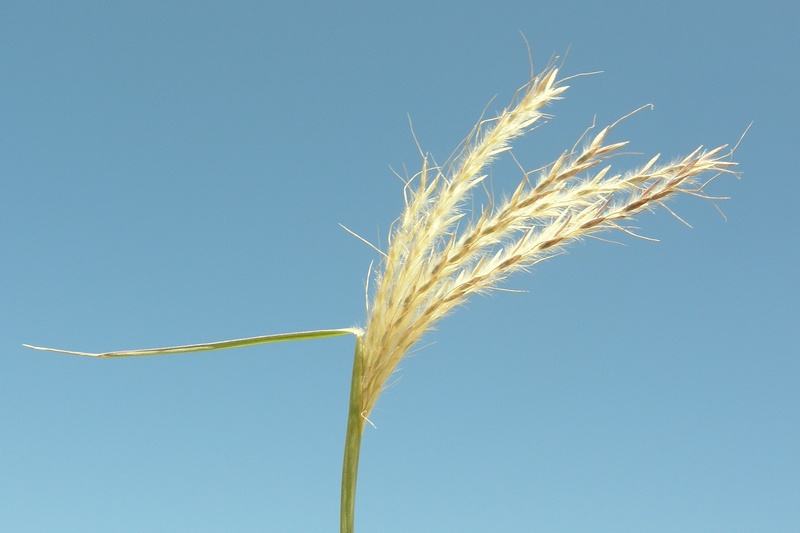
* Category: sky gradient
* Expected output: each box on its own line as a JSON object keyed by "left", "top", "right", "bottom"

{"left": 2, "top": 2, "right": 798, "bottom": 532}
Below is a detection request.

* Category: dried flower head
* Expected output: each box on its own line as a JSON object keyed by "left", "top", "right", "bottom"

{"left": 358, "top": 65, "right": 737, "bottom": 421}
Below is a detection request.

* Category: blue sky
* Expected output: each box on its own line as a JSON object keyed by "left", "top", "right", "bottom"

{"left": 2, "top": 2, "right": 797, "bottom": 532}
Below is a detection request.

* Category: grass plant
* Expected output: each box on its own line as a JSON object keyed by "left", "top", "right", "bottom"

{"left": 25, "top": 58, "right": 740, "bottom": 532}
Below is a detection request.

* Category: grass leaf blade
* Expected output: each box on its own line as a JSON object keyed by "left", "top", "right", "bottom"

{"left": 23, "top": 327, "right": 362, "bottom": 358}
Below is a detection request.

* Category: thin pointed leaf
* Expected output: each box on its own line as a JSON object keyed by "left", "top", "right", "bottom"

{"left": 23, "top": 328, "right": 362, "bottom": 358}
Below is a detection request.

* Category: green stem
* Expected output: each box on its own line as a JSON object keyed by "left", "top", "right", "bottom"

{"left": 340, "top": 335, "right": 364, "bottom": 533}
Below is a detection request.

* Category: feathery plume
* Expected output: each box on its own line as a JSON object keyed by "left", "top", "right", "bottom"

{"left": 358, "top": 65, "right": 737, "bottom": 421}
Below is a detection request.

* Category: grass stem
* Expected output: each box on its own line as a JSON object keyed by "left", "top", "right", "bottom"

{"left": 340, "top": 335, "right": 365, "bottom": 533}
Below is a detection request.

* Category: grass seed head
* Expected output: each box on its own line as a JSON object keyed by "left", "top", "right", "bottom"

{"left": 358, "top": 65, "right": 738, "bottom": 420}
